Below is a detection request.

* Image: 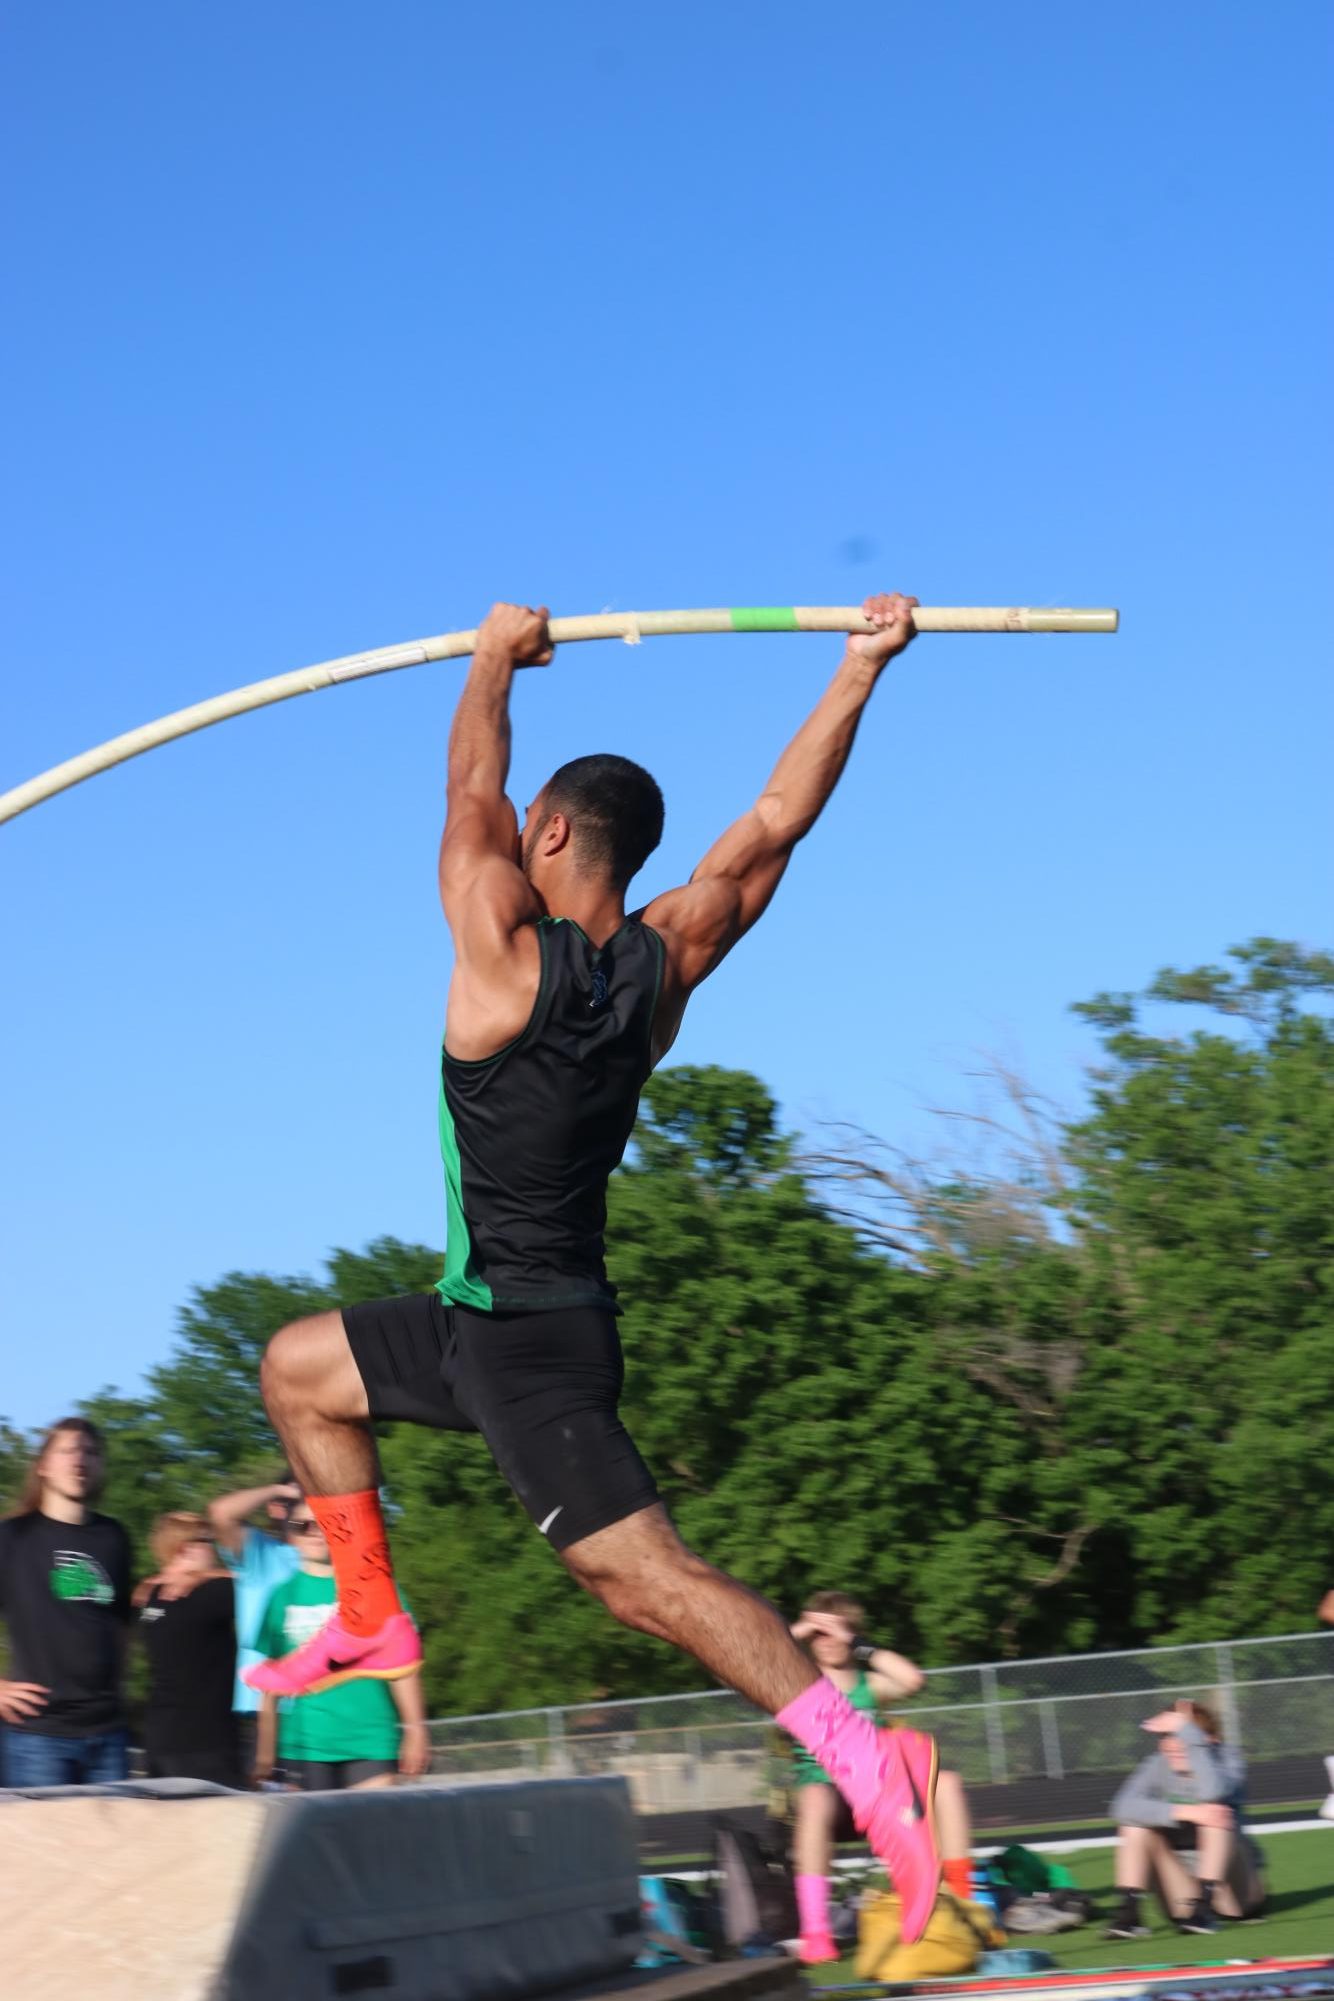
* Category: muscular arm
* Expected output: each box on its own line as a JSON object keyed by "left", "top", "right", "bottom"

{"left": 640, "top": 594, "right": 917, "bottom": 1031}
{"left": 442, "top": 625, "right": 522, "bottom": 852}
{"left": 437, "top": 604, "right": 551, "bottom": 1053}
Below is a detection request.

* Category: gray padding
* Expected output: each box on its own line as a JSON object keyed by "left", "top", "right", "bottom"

{"left": 220, "top": 1777, "right": 643, "bottom": 2001}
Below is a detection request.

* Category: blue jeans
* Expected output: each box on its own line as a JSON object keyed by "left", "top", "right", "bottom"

{"left": 3, "top": 1725, "right": 129, "bottom": 1787}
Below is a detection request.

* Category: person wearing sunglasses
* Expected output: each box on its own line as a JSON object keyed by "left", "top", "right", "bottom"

{"left": 136, "top": 1511, "right": 240, "bottom": 1786}
{"left": 251, "top": 1501, "right": 429, "bottom": 1791}
{"left": 206, "top": 1475, "right": 303, "bottom": 1778}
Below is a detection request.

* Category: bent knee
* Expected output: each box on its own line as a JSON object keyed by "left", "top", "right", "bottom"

{"left": 260, "top": 1319, "right": 311, "bottom": 1395}
{"left": 563, "top": 1544, "right": 638, "bottom": 1618}
{"left": 564, "top": 1535, "right": 710, "bottom": 1631}
{"left": 261, "top": 1311, "right": 360, "bottom": 1413}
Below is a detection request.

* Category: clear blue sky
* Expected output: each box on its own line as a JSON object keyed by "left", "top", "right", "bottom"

{"left": 2, "top": 3, "right": 1330, "bottom": 1429}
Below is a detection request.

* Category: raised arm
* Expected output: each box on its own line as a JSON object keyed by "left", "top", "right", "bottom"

{"left": 206, "top": 1481, "right": 299, "bottom": 1558}
{"left": 863, "top": 1646, "right": 926, "bottom": 1703}
{"left": 438, "top": 604, "right": 553, "bottom": 1055}
{"left": 438, "top": 602, "right": 552, "bottom": 928}
{"left": 640, "top": 593, "right": 917, "bottom": 1023}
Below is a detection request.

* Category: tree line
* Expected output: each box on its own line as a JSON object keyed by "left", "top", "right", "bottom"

{"left": 3, "top": 938, "right": 1330, "bottom": 1719}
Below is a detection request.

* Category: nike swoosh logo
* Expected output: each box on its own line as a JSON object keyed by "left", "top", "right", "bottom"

{"left": 537, "top": 1507, "right": 564, "bottom": 1537}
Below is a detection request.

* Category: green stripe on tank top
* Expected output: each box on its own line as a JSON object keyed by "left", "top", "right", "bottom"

{"left": 436, "top": 1078, "right": 493, "bottom": 1311}
{"left": 728, "top": 606, "right": 800, "bottom": 632}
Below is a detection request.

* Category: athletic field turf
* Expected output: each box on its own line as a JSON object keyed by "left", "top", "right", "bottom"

{"left": 809, "top": 1829, "right": 1334, "bottom": 1978}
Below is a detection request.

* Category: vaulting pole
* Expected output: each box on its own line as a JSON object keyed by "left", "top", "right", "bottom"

{"left": 0, "top": 605, "right": 1118, "bottom": 825}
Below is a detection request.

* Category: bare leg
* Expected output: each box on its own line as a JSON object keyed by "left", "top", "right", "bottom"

{"left": 1221, "top": 1842, "right": 1264, "bottom": 1920}
{"left": 260, "top": 1311, "right": 378, "bottom": 1495}
{"left": 935, "top": 1768, "right": 970, "bottom": 1859}
{"left": 793, "top": 1782, "right": 838, "bottom": 1877}
{"left": 1144, "top": 1830, "right": 1198, "bottom": 1920}
{"left": 1195, "top": 1823, "right": 1257, "bottom": 1918}
{"left": 1115, "top": 1823, "right": 1155, "bottom": 1891}
{"left": 350, "top": 1773, "right": 398, "bottom": 1792}
{"left": 562, "top": 1504, "right": 819, "bottom": 1715}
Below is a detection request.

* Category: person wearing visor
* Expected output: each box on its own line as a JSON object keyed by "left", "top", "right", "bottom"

{"left": 1106, "top": 1699, "right": 1265, "bottom": 1937}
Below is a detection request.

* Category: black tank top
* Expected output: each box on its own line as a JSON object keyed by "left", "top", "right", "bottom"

{"left": 436, "top": 916, "right": 665, "bottom": 1312}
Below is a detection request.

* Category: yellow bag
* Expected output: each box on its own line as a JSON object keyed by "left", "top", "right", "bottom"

{"left": 856, "top": 1887, "right": 1006, "bottom": 1980}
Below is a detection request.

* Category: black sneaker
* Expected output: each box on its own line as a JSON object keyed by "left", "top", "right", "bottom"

{"left": 1105, "top": 1902, "right": 1150, "bottom": 1939}
{"left": 1179, "top": 1898, "right": 1220, "bottom": 1935}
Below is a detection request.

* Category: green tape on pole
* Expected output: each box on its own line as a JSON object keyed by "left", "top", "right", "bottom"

{"left": 729, "top": 606, "right": 800, "bottom": 632}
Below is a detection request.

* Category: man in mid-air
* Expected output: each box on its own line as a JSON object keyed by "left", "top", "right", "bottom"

{"left": 246, "top": 591, "right": 942, "bottom": 1937}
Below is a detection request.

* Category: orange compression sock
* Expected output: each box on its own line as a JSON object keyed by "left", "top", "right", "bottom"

{"left": 308, "top": 1490, "right": 405, "bottom": 1636}
{"left": 943, "top": 1857, "right": 974, "bottom": 1903}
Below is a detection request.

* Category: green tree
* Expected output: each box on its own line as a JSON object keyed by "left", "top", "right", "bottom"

{"left": 1067, "top": 940, "right": 1334, "bottom": 1639}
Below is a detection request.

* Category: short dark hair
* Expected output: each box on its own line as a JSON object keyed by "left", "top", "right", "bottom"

{"left": 542, "top": 754, "right": 664, "bottom": 888}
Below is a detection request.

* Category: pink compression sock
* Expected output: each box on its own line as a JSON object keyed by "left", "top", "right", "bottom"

{"left": 796, "top": 1872, "right": 831, "bottom": 1940}
{"left": 777, "top": 1678, "right": 885, "bottom": 1826}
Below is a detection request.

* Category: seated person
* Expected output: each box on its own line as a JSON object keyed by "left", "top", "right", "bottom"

{"left": 1105, "top": 1699, "right": 1265, "bottom": 1938}
{"left": 785, "top": 1591, "right": 975, "bottom": 1965}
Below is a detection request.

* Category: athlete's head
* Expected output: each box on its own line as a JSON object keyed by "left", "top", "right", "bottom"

{"left": 5, "top": 1416, "right": 105, "bottom": 1518}
{"left": 521, "top": 754, "right": 664, "bottom": 895}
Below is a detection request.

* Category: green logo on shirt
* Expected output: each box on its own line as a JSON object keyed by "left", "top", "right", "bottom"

{"left": 50, "top": 1551, "right": 115, "bottom": 1605}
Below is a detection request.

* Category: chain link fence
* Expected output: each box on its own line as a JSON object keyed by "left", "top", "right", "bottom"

{"left": 426, "top": 1631, "right": 1334, "bottom": 1832}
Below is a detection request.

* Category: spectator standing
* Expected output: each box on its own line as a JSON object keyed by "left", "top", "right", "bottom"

{"left": 137, "top": 1512, "right": 240, "bottom": 1786}
{"left": 252, "top": 1497, "right": 429, "bottom": 1792}
{"left": 1105, "top": 1700, "right": 1265, "bottom": 1937}
{"left": 206, "top": 1477, "right": 301, "bottom": 1776}
{"left": 0, "top": 1418, "right": 132, "bottom": 1785}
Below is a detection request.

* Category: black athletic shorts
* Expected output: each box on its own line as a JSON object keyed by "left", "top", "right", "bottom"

{"left": 290, "top": 1758, "right": 397, "bottom": 1791}
{"left": 342, "top": 1293, "right": 660, "bottom": 1554}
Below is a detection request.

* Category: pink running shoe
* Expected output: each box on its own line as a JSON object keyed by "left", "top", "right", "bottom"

{"left": 858, "top": 1727, "right": 940, "bottom": 1944}
{"left": 243, "top": 1610, "right": 421, "bottom": 1697}
{"left": 797, "top": 1934, "right": 840, "bottom": 1966}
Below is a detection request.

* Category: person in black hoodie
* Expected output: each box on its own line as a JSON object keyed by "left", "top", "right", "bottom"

{"left": 137, "top": 1512, "right": 240, "bottom": 1787}
{"left": 0, "top": 1417, "right": 132, "bottom": 1785}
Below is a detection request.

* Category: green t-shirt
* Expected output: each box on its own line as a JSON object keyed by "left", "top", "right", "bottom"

{"left": 791, "top": 1669, "right": 882, "bottom": 1785}
{"left": 254, "top": 1570, "right": 404, "bottom": 1763}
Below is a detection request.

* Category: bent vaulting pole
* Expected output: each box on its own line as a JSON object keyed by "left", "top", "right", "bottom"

{"left": 0, "top": 604, "right": 1118, "bottom": 826}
